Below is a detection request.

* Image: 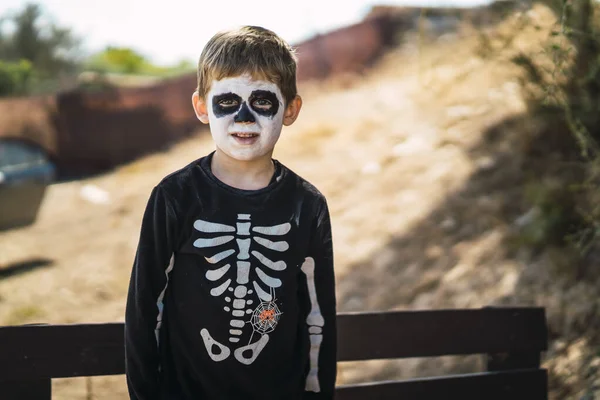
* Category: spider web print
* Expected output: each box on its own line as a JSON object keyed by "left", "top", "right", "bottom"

{"left": 248, "top": 287, "right": 282, "bottom": 344}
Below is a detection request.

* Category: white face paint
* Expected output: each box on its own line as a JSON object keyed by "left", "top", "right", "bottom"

{"left": 206, "top": 74, "right": 285, "bottom": 161}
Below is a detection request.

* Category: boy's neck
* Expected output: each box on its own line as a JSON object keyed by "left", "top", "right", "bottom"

{"left": 211, "top": 149, "right": 276, "bottom": 191}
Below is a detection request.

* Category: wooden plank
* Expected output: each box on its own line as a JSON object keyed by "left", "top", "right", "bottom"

{"left": 337, "top": 307, "right": 547, "bottom": 361}
{"left": 1, "top": 378, "right": 51, "bottom": 400}
{"left": 0, "top": 308, "right": 547, "bottom": 380}
{"left": 487, "top": 351, "right": 541, "bottom": 370}
{"left": 335, "top": 369, "right": 548, "bottom": 400}
{"left": 0, "top": 323, "right": 124, "bottom": 380}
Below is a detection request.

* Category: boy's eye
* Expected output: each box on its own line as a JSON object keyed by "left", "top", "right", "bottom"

{"left": 219, "top": 99, "right": 239, "bottom": 107}
{"left": 252, "top": 98, "right": 272, "bottom": 110}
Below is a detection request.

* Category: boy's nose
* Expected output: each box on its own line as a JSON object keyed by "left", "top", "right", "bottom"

{"left": 234, "top": 102, "right": 256, "bottom": 123}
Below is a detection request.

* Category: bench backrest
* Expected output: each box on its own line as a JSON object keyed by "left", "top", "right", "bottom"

{"left": 0, "top": 307, "right": 548, "bottom": 399}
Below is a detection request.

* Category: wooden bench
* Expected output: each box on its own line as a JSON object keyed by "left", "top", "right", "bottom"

{"left": 0, "top": 307, "right": 548, "bottom": 399}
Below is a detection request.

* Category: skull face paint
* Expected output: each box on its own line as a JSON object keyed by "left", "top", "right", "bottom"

{"left": 206, "top": 74, "right": 285, "bottom": 161}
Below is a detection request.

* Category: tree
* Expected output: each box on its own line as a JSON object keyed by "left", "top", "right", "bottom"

{"left": 87, "top": 46, "right": 148, "bottom": 74}
{"left": 513, "top": 0, "right": 600, "bottom": 258}
{"left": 0, "top": 3, "right": 81, "bottom": 94}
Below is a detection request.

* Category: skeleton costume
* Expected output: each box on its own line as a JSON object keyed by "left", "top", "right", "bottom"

{"left": 125, "top": 152, "right": 336, "bottom": 400}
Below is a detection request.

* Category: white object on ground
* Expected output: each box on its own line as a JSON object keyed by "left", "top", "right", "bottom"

{"left": 80, "top": 184, "right": 110, "bottom": 205}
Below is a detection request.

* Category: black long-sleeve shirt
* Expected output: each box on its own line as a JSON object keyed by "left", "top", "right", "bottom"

{"left": 125, "top": 152, "right": 337, "bottom": 400}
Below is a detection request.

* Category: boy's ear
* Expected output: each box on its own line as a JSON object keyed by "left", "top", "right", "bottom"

{"left": 283, "top": 95, "right": 302, "bottom": 126}
{"left": 192, "top": 91, "right": 210, "bottom": 124}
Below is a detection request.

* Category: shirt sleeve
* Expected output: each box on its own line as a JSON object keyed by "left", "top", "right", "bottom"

{"left": 302, "top": 198, "right": 337, "bottom": 399}
{"left": 125, "top": 185, "right": 178, "bottom": 400}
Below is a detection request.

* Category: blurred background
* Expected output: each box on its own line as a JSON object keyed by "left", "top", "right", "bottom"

{"left": 0, "top": 0, "right": 599, "bottom": 398}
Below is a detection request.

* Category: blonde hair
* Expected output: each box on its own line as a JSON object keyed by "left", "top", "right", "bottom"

{"left": 196, "top": 26, "right": 298, "bottom": 104}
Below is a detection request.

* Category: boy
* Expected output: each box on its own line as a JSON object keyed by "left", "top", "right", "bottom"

{"left": 125, "top": 26, "right": 337, "bottom": 400}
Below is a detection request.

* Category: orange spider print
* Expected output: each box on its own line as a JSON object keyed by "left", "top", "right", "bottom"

{"left": 259, "top": 308, "right": 276, "bottom": 322}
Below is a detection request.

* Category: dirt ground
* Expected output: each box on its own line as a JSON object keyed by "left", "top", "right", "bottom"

{"left": 1, "top": 4, "right": 598, "bottom": 399}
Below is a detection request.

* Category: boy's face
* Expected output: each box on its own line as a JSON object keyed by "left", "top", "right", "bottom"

{"left": 201, "top": 73, "right": 286, "bottom": 162}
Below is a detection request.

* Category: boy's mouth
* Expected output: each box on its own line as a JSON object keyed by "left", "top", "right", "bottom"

{"left": 231, "top": 132, "right": 260, "bottom": 145}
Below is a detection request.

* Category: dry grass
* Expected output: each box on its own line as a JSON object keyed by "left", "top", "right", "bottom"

{"left": 0, "top": 4, "right": 598, "bottom": 399}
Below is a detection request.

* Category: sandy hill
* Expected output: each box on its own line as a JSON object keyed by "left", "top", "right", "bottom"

{"left": 0, "top": 4, "right": 598, "bottom": 399}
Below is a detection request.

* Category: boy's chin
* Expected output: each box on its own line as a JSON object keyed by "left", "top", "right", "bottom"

{"left": 218, "top": 147, "right": 275, "bottom": 162}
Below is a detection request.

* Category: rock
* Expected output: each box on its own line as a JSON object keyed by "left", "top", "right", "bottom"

{"left": 392, "top": 135, "right": 435, "bottom": 156}
{"left": 413, "top": 292, "right": 435, "bottom": 309}
{"left": 513, "top": 207, "right": 541, "bottom": 228}
{"left": 344, "top": 296, "right": 364, "bottom": 311}
{"left": 476, "top": 156, "right": 497, "bottom": 171}
{"left": 441, "top": 217, "right": 457, "bottom": 231}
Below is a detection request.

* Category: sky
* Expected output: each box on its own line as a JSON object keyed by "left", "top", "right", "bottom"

{"left": 0, "top": 0, "right": 492, "bottom": 66}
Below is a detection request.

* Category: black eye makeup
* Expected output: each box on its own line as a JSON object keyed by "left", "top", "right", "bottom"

{"left": 211, "top": 90, "right": 281, "bottom": 119}
{"left": 212, "top": 93, "right": 242, "bottom": 117}
{"left": 249, "top": 90, "right": 280, "bottom": 117}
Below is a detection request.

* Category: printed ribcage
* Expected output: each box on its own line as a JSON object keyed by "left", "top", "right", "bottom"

{"left": 193, "top": 214, "right": 290, "bottom": 343}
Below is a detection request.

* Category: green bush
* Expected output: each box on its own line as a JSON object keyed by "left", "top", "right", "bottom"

{"left": 85, "top": 46, "right": 195, "bottom": 78}
{"left": 86, "top": 46, "right": 147, "bottom": 74}
{"left": 0, "top": 59, "right": 33, "bottom": 96}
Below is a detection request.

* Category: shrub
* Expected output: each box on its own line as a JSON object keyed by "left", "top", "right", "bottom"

{"left": 0, "top": 59, "right": 33, "bottom": 96}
